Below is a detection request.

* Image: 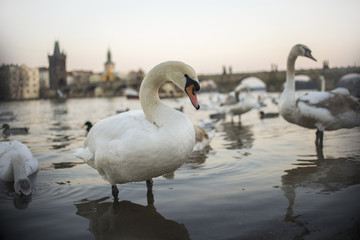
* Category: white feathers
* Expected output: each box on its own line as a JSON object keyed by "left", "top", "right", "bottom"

{"left": 298, "top": 91, "right": 331, "bottom": 105}
{"left": 74, "top": 61, "right": 200, "bottom": 185}
{"left": 0, "top": 141, "right": 38, "bottom": 195}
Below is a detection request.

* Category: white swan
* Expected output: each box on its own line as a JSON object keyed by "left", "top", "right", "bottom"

{"left": 279, "top": 44, "right": 360, "bottom": 148}
{"left": 320, "top": 75, "right": 353, "bottom": 96}
{"left": 220, "top": 84, "right": 256, "bottom": 122}
{"left": 0, "top": 141, "right": 38, "bottom": 195}
{"left": 74, "top": 61, "right": 200, "bottom": 198}
{"left": 192, "top": 125, "right": 214, "bottom": 152}
{"left": 319, "top": 75, "right": 326, "bottom": 91}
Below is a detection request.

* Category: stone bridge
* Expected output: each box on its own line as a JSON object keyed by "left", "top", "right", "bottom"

{"left": 67, "top": 79, "right": 141, "bottom": 98}
{"left": 65, "top": 66, "right": 359, "bottom": 97}
{"left": 198, "top": 66, "right": 360, "bottom": 92}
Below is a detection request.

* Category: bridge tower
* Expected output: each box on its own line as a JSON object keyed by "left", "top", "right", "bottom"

{"left": 48, "top": 41, "right": 67, "bottom": 90}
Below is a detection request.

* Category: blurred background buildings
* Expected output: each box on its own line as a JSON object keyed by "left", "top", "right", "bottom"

{"left": 0, "top": 41, "right": 359, "bottom": 101}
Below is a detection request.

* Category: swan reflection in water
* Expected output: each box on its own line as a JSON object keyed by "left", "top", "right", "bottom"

{"left": 220, "top": 122, "right": 254, "bottom": 150}
{"left": 74, "top": 196, "right": 190, "bottom": 240}
{"left": 48, "top": 101, "right": 73, "bottom": 150}
{"left": 163, "top": 121, "right": 253, "bottom": 179}
{"left": 281, "top": 147, "right": 360, "bottom": 238}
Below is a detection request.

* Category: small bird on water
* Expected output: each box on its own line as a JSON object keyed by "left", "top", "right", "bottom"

{"left": 1, "top": 123, "right": 29, "bottom": 135}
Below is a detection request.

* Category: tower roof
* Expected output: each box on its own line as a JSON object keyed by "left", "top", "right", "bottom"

{"left": 52, "top": 41, "right": 65, "bottom": 56}
{"left": 105, "top": 49, "right": 114, "bottom": 64}
{"left": 54, "top": 41, "right": 60, "bottom": 55}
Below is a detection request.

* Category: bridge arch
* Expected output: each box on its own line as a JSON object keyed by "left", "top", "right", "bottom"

{"left": 83, "top": 83, "right": 99, "bottom": 97}
{"left": 294, "top": 74, "right": 318, "bottom": 90}
{"left": 114, "top": 84, "right": 127, "bottom": 96}
{"left": 238, "top": 76, "right": 266, "bottom": 91}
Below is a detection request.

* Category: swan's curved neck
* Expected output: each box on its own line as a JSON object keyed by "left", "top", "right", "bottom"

{"left": 139, "top": 71, "right": 169, "bottom": 126}
{"left": 320, "top": 77, "right": 325, "bottom": 91}
{"left": 12, "top": 155, "right": 27, "bottom": 181}
{"left": 285, "top": 53, "right": 297, "bottom": 93}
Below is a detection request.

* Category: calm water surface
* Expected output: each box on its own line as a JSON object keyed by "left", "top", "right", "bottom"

{"left": 0, "top": 93, "right": 360, "bottom": 240}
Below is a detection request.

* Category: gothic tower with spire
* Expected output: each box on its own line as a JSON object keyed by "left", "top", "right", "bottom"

{"left": 102, "top": 48, "right": 115, "bottom": 81}
{"left": 48, "top": 41, "right": 67, "bottom": 89}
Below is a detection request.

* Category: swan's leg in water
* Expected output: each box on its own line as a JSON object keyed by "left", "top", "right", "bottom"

{"left": 112, "top": 185, "right": 119, "bottom": 200}
{"left": 146, "top": 179, "right": 154, "bottom": 204}
{"left": 315, "top": 130, "right": 324, "bottom": 148}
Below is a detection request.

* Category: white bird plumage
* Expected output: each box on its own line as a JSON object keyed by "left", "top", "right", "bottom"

{"left": 192, "top": 125, "right": 215, "bottom": 152}
{"left": 74, "top": 61, "right": 200, "bottom": 199}
{"left": 220, "top": 84, "right": 256, "bottom": 122}
{"left": 279, "top": 44, "right": 360, "bottom": 148}
{"left": 320, "top": 75, "right": 354, "bottom": 96}
{"left": 0, "top": 140, "right": 38, "bottom": 195}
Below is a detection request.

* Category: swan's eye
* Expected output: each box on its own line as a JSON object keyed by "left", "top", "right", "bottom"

{"left": 303, "top": 48, "right": 317, "bottom": 61}
{"left": 184, "top": 74, "right": 200, "bottom": 91}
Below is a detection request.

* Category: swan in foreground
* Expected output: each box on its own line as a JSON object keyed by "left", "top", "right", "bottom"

{"left": 75, "top": 61, "right": 200, "bottom": 199}
{"left": 1, "top": 123, "right": 29, "bottom": 135}
{"left": 0, "top": 141, "right": 38, "bottom": 195}
{"left": 279, "top": 44, "right": 360, "bottom": 148}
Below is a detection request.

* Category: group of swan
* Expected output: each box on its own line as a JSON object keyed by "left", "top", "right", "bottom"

{"left": 73, "top": 54, "right": 360, "bottom": 197}
{"left": 279, "top": 44, "right": 360, "bottom": 148}
{"left": 1, "top": 46, "right": 359, "bottom": 199}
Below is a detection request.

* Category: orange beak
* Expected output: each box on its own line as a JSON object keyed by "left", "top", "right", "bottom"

{"left": 185, "top": 84, "right": 200, "bottom": 110}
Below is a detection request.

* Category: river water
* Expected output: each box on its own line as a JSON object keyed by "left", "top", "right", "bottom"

{"left": 0, "top": 93, "right": 359, "bottom": 240}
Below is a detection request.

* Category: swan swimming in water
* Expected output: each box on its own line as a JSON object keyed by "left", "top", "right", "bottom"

{"left": 0, "top": 141, "right": 38, "bottom": 195}
{"left": 75, "top": 61, "right": 200, "bottom": 199}
{"left": 192, "top": 125, "right": 214, "bottom": 152}
{"left": 220, "top": 84, "right": 256, "bottom": 122}
{"left": 279, "top": 44, "right": 360, "bottom": 148}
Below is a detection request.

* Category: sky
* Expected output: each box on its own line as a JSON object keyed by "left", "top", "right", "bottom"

{"left": 1, "top": 0, "right": 359, "bottom": 75}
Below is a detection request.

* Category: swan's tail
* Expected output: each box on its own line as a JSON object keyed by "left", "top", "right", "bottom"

{"left": 73, "top": 147, "right": 94, "bottom": 164}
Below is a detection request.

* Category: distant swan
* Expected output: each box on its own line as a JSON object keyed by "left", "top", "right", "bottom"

{"left": 0, "top": 141, "right": 38, "bottom": 195}
{"left": 74, "top": 61, "right": 200, "bottom": 199}
{"left": 221, "top": 85, "right": 256, "bottom": 122}
{"left": 279, "top": 44, "right": 360, "bottom": 148}
{"left": 1, "top": 123, "right": 29, "bottom": 135}
{"left": 0, "top": 110, "right": 16, "bottom": 121}
{"left": 320, "top": 75, "right": 353, "bottom": 96}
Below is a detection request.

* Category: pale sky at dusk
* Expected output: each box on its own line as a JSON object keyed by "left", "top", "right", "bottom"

{"left": 1, "top": 0, "right": 359, "bottom": 74}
